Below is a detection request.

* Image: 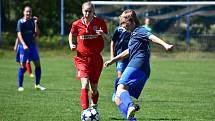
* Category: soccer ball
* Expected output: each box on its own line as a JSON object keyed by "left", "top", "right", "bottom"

{"left": 81, "top": 108, "right": 100, "bottom": 121}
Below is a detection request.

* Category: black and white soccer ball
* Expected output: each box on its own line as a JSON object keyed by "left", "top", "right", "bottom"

{"left": 81, "top": 108, "right": 100, "bottom": 121}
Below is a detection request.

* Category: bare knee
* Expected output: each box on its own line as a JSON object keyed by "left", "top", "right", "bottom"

{"left": 115, "top": 96, "right": 121, "bottom": 106}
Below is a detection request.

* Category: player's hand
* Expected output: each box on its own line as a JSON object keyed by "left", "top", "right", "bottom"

{"left": 33, "top": 16, "right": 38, "bottom": 23}
{"left": 104, "top": 60, "right": 113, "bottom": 68}
{"left": 71, "top": 44, "right": 76, "bottom": 51}
{"left": 23, "top": 44, "right": 28, "bottom": 50}
{"left": 96, "top": 29, "right": 103, "bottom": 35}
{"left": 14, "top": 46, "right": 17, "bottom": 51}
{"left": 165, "top": 44, "right": 174, "bottom": 51}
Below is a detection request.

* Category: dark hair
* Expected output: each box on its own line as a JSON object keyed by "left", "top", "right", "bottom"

{"left": 23, "top": 1, "right": 32, "bottom": 10}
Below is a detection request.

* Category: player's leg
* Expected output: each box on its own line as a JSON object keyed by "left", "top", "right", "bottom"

{"left": 17, "top": 62, "right": 26, "bottom": 91}
{"left": 26, "top": 60, "right": 34, "bottom": 78}
{"left": 112, "top": 71, "right": 122, "bottom": 102}
{"left": 33, "top": 60, "right": 46, "bottom": 90}
{"left": 89, "top": 55, "right": 103, "bottom": 109}
{"left": 112, "top": 61, "right": 127, "bottom": 102}
{"left": 16, "top": 44, "right": 27, "bottom": 91}
{"left": 116, "top": 67, "right": 146, "bottom": 120}
{"left": 80, "top": 77, "right": 90, "bottom": 110}
{"left": 30, "top": 46, "right": 45, "bottom": 90}
{"left": 89, "top": 82, "right": 99, "bottom": 109}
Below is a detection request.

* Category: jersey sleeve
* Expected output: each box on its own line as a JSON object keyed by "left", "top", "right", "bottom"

{"left": 133, "top": 27, "right": 152, "bottom": 42}
{"left": 70, "top": 21, "right": 78, "bottom": 36}
{"left": 99, "top": 19, "right": 108, "bottom": 34}
{"left": 16, "top": 20, "right": 21, "bottom": 33}
{"left": 111, "top": 28, "right": 119, "bottom": 42}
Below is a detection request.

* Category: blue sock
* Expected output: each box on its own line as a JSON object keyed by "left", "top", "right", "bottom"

{"left": 35, "top": 67, "right": 41, "bottom": 85}
{"left": 118, "top": 103, "right": 127, "bottom": 119}
{"left": 18, "top": 67, "right": 25, "bottom": 87}
{"left": 130, "top": 117, "right": 137, "bottom": 121}
{"left": 120, "top": 91, "right": 134, "bottom": 109}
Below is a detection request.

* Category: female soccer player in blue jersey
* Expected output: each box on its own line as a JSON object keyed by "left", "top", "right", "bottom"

{"left": 110, "top": 26, "right": 130, "bottom": 102}
{"left": 16, "top": 5, "right": 46, "bottom": 91}
{"left": 104, "top": 10, "right": 173, "bottom": 120}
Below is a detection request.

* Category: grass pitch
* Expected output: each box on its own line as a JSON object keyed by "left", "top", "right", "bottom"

{"left": 0, "top": 50, "right": 215, "bottom": 121}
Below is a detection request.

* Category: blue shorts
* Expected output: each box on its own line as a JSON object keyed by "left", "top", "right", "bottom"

{"left": 116, "top": 61, "right": 128, "bottom": 72}
{"left": 16, "top": 44, "right": 40, "bottom": 63}
{"left": 118, "top": 67, "right": 149, "bottom": 99}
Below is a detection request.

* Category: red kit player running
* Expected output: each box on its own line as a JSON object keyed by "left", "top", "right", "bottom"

{"left": 68, "top": 1, "right": 107, "bottom": 111}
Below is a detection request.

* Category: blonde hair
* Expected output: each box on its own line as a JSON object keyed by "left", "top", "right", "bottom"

{"left": 82, "top": 1, "right": 95, "bottom": 14}
{"left": 119, "top": 9, "right": 140, "bottom": 26}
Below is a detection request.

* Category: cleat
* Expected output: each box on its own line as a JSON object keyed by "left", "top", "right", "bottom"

{"left": 29, "top": 74, "right": 34, "bottom": 78}
{"left": 35, "top": 84, "right": 46, "bottom": 91}
{"left": 91, "top": 103, "right": 98, "bottom": 109}
{"left": 18, "top": 87, "right": 24, "bottom": 92}
{"left": 127, "top": 104, "right": 140, "bottom": 120}
{"left": 112, "top": 93, "right": 116, "bottom": 102}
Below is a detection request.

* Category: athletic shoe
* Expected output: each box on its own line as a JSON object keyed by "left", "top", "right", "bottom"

{"left": 18, "top": 87, "right": 24, "bottom": 92}
{"left": 91, "top": 103, "right": 98, "bottom": 109}
{"left": 127, "top": 104, "right": 140, "bottom": 120}
{"left": 112, "top": 93, "right": 116, "bottom": 102}
{"left": 29, "top": 73, "right": 34, "bottom": 78}
{"left": 35, "top": 85, "right": 46, "bottom": 91}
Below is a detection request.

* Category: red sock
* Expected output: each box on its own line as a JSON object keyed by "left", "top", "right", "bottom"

{"left": 91, "top": 91, "right": 99, "bottom": 104}
{"left": 80, "top": 88, "right": 89, "bottom": 110}
{"left": 26, "top": 62, "right": 32, "bottom": 74}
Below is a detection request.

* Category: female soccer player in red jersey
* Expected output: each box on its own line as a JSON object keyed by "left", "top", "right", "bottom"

{"left": 68, "top": 1, "right": 107, "bottom": 111}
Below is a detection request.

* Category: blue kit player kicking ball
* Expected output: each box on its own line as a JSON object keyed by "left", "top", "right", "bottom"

{"left": 104, "top": 10, "right": 173, "bottom": 120}
{"left": 16, "top": 5, "right": 46, "bottom": 91}
{"left": 110, "top": 26, "right": 130, "bottom": 102}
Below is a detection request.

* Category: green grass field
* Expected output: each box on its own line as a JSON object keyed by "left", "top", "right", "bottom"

{"left": 0, "top": 50, "right": 215, "bottom": 121}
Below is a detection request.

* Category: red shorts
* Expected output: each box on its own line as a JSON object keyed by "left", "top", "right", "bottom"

{"left": 74, "top": 53, "right": 103, "bottom": 84}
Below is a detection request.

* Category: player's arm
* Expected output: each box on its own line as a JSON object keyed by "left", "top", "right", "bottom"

{"left": 110, "top": 41, "right": 115, "bottom": 60}
{"left": 96, "top": 19, "right": 108, "bottom": 40}
{"left": 33, "top": 16, "right": 40, "bottom": 38}
{"left": 149, "top": 34, "right": 173, "bottom": 50}
{"left": 104, "top": 49, "right": 129, "bottom": 67}
{"left": 14, "top": 38, "right": 18, "bottom": 51}
{"left": 16, "top": 20, "right": 28, "bottom": 50}
{"left": 17, "top": 32, "right": 28, "bottom": 50}
{"left": 68, "top": 32, "right": 76, "bottom": 51}
{"left": 96, "top": 28, "right": 107, "bottom": 40}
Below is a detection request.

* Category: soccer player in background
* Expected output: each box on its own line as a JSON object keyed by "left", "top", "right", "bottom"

{"left": 143, "top": 18, "right": 152, "bottom": 32}
{"left": 16, "top": 5, "right": 46, "bottom": 91}
{"left": 68, "top": 1, "right": 107, "bottom": 111}
{"left": 110, "top": 26, "right": 130, "bottom": 102}
{"left": 104, "top": 10, "right": 173, "bottom": 120}
{"left": 14, "top": 38, "right": 34, "bottom": 78}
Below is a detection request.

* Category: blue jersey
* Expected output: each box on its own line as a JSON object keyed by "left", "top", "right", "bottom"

{"left": 127, "top": 26, "right": 152, "bottom": 77}
{"left": 16, "top": 18, "right": 36, "bottom": 47}
{"left": 112, "top": 26, "right": 130, "bottom": 63}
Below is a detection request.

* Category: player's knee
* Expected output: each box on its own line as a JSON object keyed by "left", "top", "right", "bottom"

{"left": 115, "top": 96, "right": 121, "bottom": 106}
{"left": 91, "top": 90, "right": 98, "bottom": 95}
{"left": 33, "top": 61, "right": 41, "bottom": 67}
{"left": 20, "top": 63, "right": 26, "bottom": 69}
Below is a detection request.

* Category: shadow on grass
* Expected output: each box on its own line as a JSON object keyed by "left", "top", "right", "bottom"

{"left": 110, "top": 117, "right": 181, "bottom": 120}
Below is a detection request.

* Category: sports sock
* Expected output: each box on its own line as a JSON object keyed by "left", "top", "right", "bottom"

{"left": 120, "top": 91, "right": 134, "bottom": 109}
{"left": 35, "top": 67, "right": 41, "bottom": 85}
{"left": 18, "top": 67, "right": 26, "bottom": 87}
{"left": 80, "top": 88, "right": 89, "bottom": 110}
{"left": 90, "top": 91, "right": 99, "bottom": 104}
{"left": 26, "top": 62, "right": 32, "bottom": 74}
{"left": 118, "top": 103, "right": 127, "bottom": 119}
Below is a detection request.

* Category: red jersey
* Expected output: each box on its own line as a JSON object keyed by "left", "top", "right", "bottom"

{"left": 71, "top": 17, "right": 108, "bottom": 55}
